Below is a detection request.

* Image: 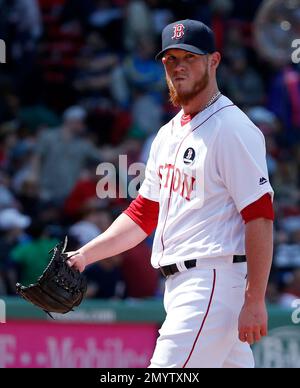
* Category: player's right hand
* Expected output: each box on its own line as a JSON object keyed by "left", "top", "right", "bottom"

{"left": 66, "top": 251, "right": 87, "bottom": 273}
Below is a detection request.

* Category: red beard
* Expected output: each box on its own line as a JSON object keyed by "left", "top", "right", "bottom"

{"left": 167, "top": 67, "right": 209, "bottom": 107}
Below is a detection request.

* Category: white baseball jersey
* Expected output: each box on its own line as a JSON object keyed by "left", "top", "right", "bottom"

{"left": 139, "top": 95, "right": 274, "bottom": 268}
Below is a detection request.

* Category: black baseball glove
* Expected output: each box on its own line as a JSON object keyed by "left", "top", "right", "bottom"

{"left": 16, "top": 237, "right": 87, "bottom": 318}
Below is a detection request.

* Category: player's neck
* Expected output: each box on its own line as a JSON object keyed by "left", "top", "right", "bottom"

{"left": 182, "top": 84, "right": 220, "bottom": 116}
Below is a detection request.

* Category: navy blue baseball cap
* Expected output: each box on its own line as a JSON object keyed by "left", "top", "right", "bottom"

{"left": 156, "top": 19, "right": 216, "bottom": 60}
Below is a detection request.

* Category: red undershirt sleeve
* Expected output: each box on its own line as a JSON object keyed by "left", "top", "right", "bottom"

{"left": 123, "top": 194, "right": 159, "bottom": 235}
{"left": 241, "top": 193, "right": 274, "bottom": 224}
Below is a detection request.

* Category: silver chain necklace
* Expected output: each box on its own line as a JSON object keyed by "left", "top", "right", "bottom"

{"left": 182, "top": 91, "right": 222, "bottom": 119}
{"left": 203, "top": 91, "right": 221, "bottom": 111}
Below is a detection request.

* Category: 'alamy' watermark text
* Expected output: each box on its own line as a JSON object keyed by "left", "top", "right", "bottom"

{"left": 292, "top": 39, "right": 300, "bottom": 64}
{"left": 0, "top": 299, "right": 6, "bottom": 323}
{"left": 291, "top": 299, "right": 300, "bottom": 324}
{"left": 0, "top": 40, "right": 6, "bottom": 63}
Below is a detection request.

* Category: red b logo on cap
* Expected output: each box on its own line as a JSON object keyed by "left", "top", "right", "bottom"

{"left": 172, "top": 24, "right": 185, "bottom": 40}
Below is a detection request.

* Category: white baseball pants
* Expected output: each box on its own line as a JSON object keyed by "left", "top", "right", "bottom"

{"left": 149, "top": 261, "right": 254, "bottom": 368}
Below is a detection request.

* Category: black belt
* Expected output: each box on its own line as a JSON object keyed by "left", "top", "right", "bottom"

{"left": 160, "top": 255, "right": 246, "bottom": 278}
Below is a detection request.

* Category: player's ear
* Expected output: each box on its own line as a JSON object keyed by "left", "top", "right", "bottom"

{"left": 209, "top": 52, "right": 221, "bottom": 69}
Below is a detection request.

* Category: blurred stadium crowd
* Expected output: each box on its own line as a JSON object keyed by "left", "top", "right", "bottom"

{"left": 0, "top": 0, "right": 300, "bottom": 306}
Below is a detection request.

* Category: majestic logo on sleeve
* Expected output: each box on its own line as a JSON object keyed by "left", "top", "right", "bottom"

{"left": 183, "top": 148, "right": 195, "bottom": 165}
{"left": 259, "top": 177, "right": 268, "bottom": 185}
{"left": 172, "top": 24, "right": 185, "bottom": 40}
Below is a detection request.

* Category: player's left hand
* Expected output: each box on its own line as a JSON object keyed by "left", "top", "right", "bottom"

{"left": 238, "top": 300, "right": 268, "bottom": 345}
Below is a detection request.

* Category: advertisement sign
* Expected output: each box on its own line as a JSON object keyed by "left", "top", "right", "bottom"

{"left": 0, "top": 321, "right": 157, "bottom": 368}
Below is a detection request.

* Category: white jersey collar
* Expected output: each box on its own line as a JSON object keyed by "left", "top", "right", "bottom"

{"left": 171, "top": 95, "right": 233, "bottom": 135}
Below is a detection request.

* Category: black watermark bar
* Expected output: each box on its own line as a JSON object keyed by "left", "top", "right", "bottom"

{"left": 1, "top": 369, "right": 207, "bottom": 384}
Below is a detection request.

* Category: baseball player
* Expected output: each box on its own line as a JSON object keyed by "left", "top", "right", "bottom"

{"left": 67, "top": 20, "right": 274, "bottom": 368}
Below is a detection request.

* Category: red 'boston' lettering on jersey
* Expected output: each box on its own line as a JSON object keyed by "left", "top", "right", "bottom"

{"left": 158, "top": 165, "right": 164, "bottom": 189}
{"left": 163, "top": 164, "right": 174, "bottom": 188}
{"left": 159, "top": 164, "right": 196, "bottom": 201}
{"left": 181, "top": 172, "right": 196, "bottom": 200}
